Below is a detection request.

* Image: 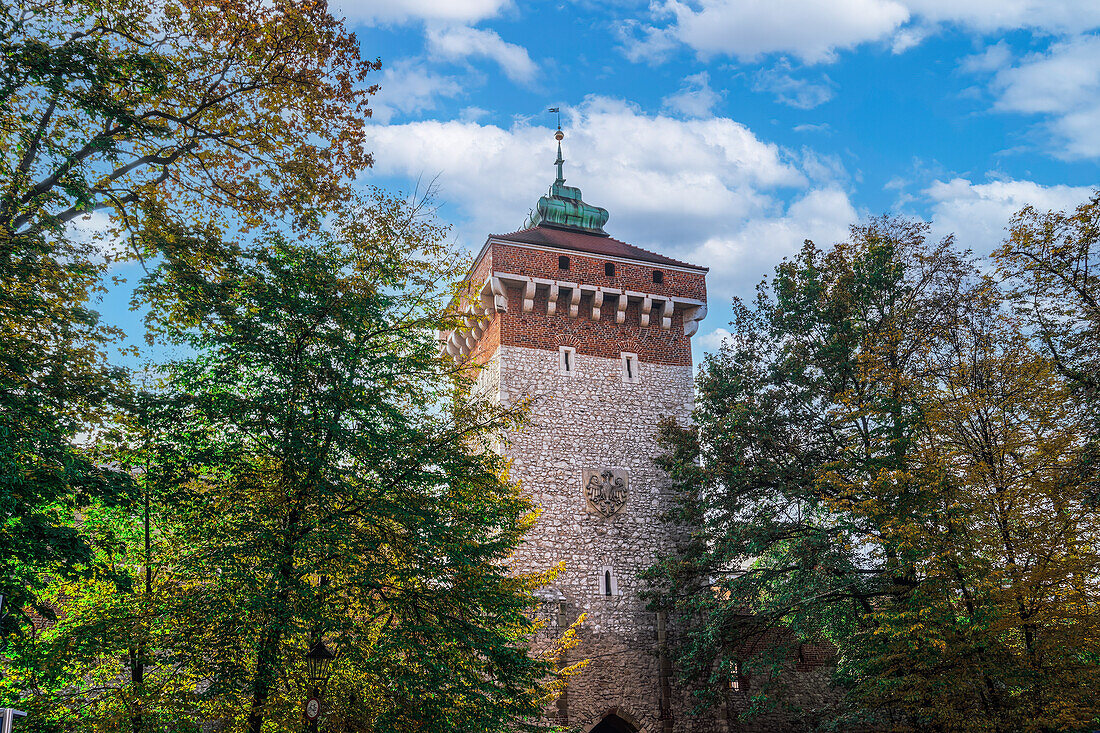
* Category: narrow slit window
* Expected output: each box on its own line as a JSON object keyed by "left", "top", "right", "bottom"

{"left": 599, "top": 565, "right": 618, "bottom": 596}
{"left": 558, "top": 255, "right": 570, "bottom": 270}
{"left": 605, "top": 262, "right": 615, "bottom": 277}
{"left": 652, "top": 270, "right": 664, "bottom": 284}
{"left": 559, "top": 346, "right": 576, "bottom": 375}
{"left": 621, "top": 352, "right": 640, "bottom": 383}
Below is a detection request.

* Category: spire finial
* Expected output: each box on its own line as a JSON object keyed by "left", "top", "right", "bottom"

{"left": 522, "top": 105, "right": 609, "bottom": 235}
{"left": 548, "top": 107, "right": 564, "bottom": 183}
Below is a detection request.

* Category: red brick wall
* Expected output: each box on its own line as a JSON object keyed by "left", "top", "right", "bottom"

{"left": 465, "top": 240, "right": 706, "bottom": 367}
{"left": 468, "top": 312, "right": 501, "bottom": 366}
{"left": 491, "top": 243, "right": 706, "bottom": 302}
{"left": 499, "top": 283, "right": 692, "bottom": 365}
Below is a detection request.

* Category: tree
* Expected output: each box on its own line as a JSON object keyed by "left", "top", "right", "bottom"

{"left": 651, "top": 218, "right": 1100, "bottom": 731}
{"left": 14, "top": 190, "right": 570, "bottom": 733}
{"left": 0, "top": 0, "right": 376, "bottom": 238}
{"left": 995, "top": 191, "right": 1100, "bottom": 504}
{"left": 0, "top": 0, "right": 376, "bottom": 639}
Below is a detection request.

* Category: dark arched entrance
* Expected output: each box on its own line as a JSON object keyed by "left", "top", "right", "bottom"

{"left": 589, "top": 713, "right": 637, "bottom": 733}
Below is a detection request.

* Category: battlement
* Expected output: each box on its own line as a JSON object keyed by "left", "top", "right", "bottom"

{"left": 441, "top": 226, "right": 707, "bottom": 365}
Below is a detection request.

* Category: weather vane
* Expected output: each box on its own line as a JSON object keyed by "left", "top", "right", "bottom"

{"left": 547, "top": 107, "right": 563, "bottom": 140}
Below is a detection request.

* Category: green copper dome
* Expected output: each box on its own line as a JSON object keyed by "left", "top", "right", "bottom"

{"left": 524, "top": 131, "right": 610, "bottom": 235}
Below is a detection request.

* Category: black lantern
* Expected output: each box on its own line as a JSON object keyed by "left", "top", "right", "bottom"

{"left": 305, "top": 640, "right": 336, "bottom": 688}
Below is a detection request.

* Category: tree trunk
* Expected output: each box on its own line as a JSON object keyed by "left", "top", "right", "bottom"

{"left": 246, "top": 506, "right": 300, "bottom": 733}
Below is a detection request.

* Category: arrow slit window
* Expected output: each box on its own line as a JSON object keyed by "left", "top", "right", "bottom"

{"left": 599, "top": 565, "right": 619, "bottom": 596}
{"left": 559, "top": 346, "right": 575, "bottom": 375}
{"left": 621, "top": 352, "right": 639, "bottom": 384}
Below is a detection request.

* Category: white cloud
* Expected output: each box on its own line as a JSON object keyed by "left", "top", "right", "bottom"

{"left": 426, "top": 26, "right": 537, "bottom": 84}
{"left": 662, "top": 72, "right": 723, "bottom": 117}
{"left": 370, "top": 59, "right": 463, "bottom": 123}
{"left": 753, "top": 64, "right": 835, "bottom": 109}
{"left": 989, "top": 34, "right": 1100, "bottom": 158}
{"left": 66, "top": 210, "right": 129, "bottom": 265}
{"left": 924, "top": 177, "right": 1095, "bottom": 251}
{"left": 365, "top": 96, "right": 856, "bottom": 298}
{"left": 335, "top": 0, "right": 510, "bottom": 25}
{"left": 645, "top": 0, "right": 910, "bottom": 64}
{"left": 626, "top": 0, "right": 1100, "bottom": 65}
{"left": 993, "top": 35, "right": 1100, "bottom": 114}
{"left": 618, "top": 21, "right": 680, "bottom": 65}
{"left": 906, "top": 0, "right": 1100, "bottom": 35}
{"left": 890, "top": 23, "right": 931, "bottom": 53}
{"left": 698, "top": 327, "right": 732, "bottom": 351}
{"left": 961, "top": 40, "right": 1012, "bottom": 73}
{"left": 689, "top": 187, "right": 858, "bottom": 289}
{"left": 459, "top": 106, "right": 491, "bottom": 122}
{"left": 1047, "top": 104, "right": 1100, "bottom": 159}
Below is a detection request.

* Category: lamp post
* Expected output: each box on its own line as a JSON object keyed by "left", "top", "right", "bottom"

{"left": 304, "top": 640, "right": 335, "bottom": 732}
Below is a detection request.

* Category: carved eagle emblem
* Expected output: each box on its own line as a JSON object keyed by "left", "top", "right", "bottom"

{"left": 583, "top": 468, "right": 629, "bottom": 518}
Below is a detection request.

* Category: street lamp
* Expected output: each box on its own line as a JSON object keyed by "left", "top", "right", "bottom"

{"left": 303, "top": 640, "right": 336, "bottom": 731}
{"left": 305, "top": 640, "right": 336, "bottom": 689}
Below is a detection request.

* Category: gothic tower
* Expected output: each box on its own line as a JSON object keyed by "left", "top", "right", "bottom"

{"left": 441, "top": 128, "right": 712, "bottom": 732}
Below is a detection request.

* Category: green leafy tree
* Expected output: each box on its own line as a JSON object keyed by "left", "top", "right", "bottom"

{"left": 0, "top": 0, "right": 376, "bottom": 238}
{"left": 0, "top": 0, "right": 376, "bottom": 640}
{"left": 995, "top": 191, "right": 1100, "bottom": 504}
{"left": 651, "top": 218, "right": 1100, "bottom": 731}
{"left": 16, "top": 191, "right": 569, "bottom": 733}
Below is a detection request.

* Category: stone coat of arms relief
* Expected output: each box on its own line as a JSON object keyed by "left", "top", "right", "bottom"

{"left": 582, "top": 467, "right": 629, "bottom": 518}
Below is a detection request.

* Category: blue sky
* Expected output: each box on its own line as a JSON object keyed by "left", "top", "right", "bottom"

{"left": 90, "top": 0, "right": 1099, "bottom": 364}
{"left": 337, "top": 0, "right": 1098, "bottom": 360}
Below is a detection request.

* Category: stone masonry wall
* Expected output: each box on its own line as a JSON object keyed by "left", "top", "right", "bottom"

{"left": 494, "top": 344, "right": 724, "bottom": 733}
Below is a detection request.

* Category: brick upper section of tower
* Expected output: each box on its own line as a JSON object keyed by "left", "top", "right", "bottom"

{"left": 452, "top": 224, "right": 708, "bottom": 367}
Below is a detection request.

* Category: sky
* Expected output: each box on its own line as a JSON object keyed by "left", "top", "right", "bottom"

{"left": 87, "top": 0, "right": 1099, "bottom": 364}
{"left": 332, "top": 0, "right": 1098, "bottom": 361}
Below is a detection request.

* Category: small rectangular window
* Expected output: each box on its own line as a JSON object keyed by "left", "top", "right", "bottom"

{"left": 652, "top": 270, "right": 664, "bottom": 284}
{"left": 558, "top": 255, "right": 570, "bottom": 270}
{"left": 621, "top": 352, "right": 639, "bottom": 383}
{"left": 605, "top": 262, "right": 615, "bottom": 277}
{"left": 559, "top": 346, "right": 576, "bottom": 375}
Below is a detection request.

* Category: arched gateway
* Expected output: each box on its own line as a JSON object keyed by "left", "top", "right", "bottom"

{"left": 441, "top": 126, "right": 723, "bottom": 731}
{"left": 588, "top": 712, "right": 638, "bottom": 733}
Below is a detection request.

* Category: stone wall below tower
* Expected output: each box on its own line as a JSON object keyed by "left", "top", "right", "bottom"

{"left": 491, "top": 345, "right": 724, "bottom": 732}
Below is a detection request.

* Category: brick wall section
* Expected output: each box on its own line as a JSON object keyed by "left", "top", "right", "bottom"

{"left": 469, "top": 245, "right": 494, "bottom": 291}
{"left": 466, "top": 240, "right": 705, "bottom": 367}
{"left": 500, "top": 283, "right": 692, "bottom": 365}
{"left": 490, "top": 242, "right": 706, "bottom": 302}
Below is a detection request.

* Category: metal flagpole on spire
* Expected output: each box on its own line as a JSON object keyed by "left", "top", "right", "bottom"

{"left": 547, "top": 107, "right": 564, "bottom": 182}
